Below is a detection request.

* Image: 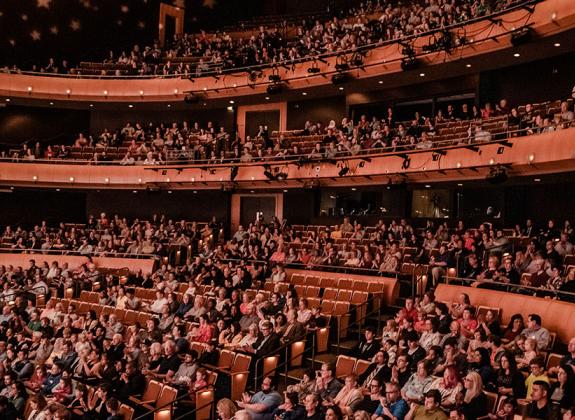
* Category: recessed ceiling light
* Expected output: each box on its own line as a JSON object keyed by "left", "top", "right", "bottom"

{"left": 203, "top": 87, "right": 207, "bottom": 91}
{"left": 419, "top": 73, "right": 425, "bottom": 77}
{"left": 378, "top": 80, "right": 383, "bottom": 84}
{"left": 425, "top": 184, "right": 431, "bottom": 188}
{"left": 554, "top": 42, "right": 561, "bottom": 47}
{"left": 457, "top": 183, "right": 463, "bottom": 187}
{"left": 27, "top": 86, "right": 33, "bottom": 92}
{"left": 302, "top": 92, "right": 307, "bottom": 96}
{"left": 89, "top": 104, "right": 94, "bottom": 107}
{"left": 227, "top": 106, "right": 234, "bottom": 111}
{"left": 283, "top": 189, "right": 288, "bottom": 193}
{"left": 128, "top": 104, "right": 133, "bottom": 108}
{"left": 168, "top": 190, "right": 173, "bottom": 194}
{"left": 466, "top": 64, "right": 472, "bottom": 68}
{"left": 513, "top": 53, "right": 520, "bottom": 57}
{"left": 5, "top": 98, "right": 10, "bottom": 102}
{"left": 132, "top": 190, "right": 138, "bottom": 193}
{"left": 534, "top": 178, "right": 541, "bottom": 182}
{"left": 167, "top": 104, "right": 171, "bottom": 108}
{"left": 229, "top": 100, "right": 234, "bottom": 104}
{"left": 351, "top": 187, "right": 357, "bottom": 191}
{"left": 338, "top": 87, "right": 344, "bottom": 91}
{"left": 49, "top": 102, "right": 54, "bottom": 106}
{"left": 265, "top": 96, "right": 270, "bottom": 100}
{"left": 233, "top": 83, "right": 237, "bottom": 88}
{"left": 250, "top": 190, "right": 255, "bottom": 193}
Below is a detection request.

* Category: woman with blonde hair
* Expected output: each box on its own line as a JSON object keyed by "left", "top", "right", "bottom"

{"left": 332, "top": 374, "right": 363, "bottom": 417}
{"left": 216, "top": 398, "right": 237, "bottom": 420}
{"left": 428, "top": 366, "right": 463, "bottom": 408}
{"left": 461, "top": 371, "right": 488, "bottom": 419}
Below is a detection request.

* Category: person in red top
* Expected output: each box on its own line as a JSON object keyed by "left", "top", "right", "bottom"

{"left": 396, "top": 297, "right": 419, "bottom": 323}
{"left": 458, "top": 307, "right": 478, "bottom": 339}
{"left": 188, "top": 314, "right": 213, "bottom": 343}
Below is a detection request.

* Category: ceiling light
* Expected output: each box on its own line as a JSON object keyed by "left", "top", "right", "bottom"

{"left": 283, "top": 189, "right": 288, "bottom": 193}
{"left": 104, "top": 177, "right": 109, "bottom": 183}
{"left": 419, "top": 73, "right": 425, "bottom": 77}
{"left": 466, "top": 64, "right": 471, "bottom": 68}
{"left": 203, "top": 87, "right": 207, "bottom": 91}
{"left": 528, "top": 153, "right": 535, "bottom": 162}
{"left": 229, "top": 100, "right": 234, "bottom": 104}
{"left": 138, "top": 178, "right": 142, "bottom": 183}
{"left": 89, "top": 104, "right": 94, "bottom": 107}
{"left": 513, "top": 53, "right": 520, "bottom": 57}
{"left": 378, "top": 80, "right": 383, "bottom": 84}
{"left": 66, "top": 89, "right": 71, "bottom": 94}
{"left": 191, "top": 177, "right": 195, "bottom": 182}
{"left": 265, "top": 96, "right": 270, "bottom": 100}
{"left": 173, "top": 89, "right": 179, "bottom": 94}
{"left": 456, "top": 162, "right": 462, "bottom": 168}
{"left": 103, "top": 90, "right": 108, "bottom": 95}
{"left": 139, "top": 90, "right": 144, "bottom": 96}
{"left": 27, "top": 86, "right": 33, "bottom": 92}
{"left": 49, "top": 102, "right": 54, "bottom": 106}
{"left": 5, "top": 98, "right": 10, "bottom": 102}
{"left": 167, "top": 104, "right": 171, "bottom": 108}
{"left": 302, "top": 92, "right": 307, "bottom": 96}
{"left": 554, "top": 43, "right": 561, "bottom": 47}
{"left": 32, "top": 176, "right": 38, "bottom": 181}
{"left": 534, "top": 178, "right": 541, "bottom": 182}
{"left": 457, "top": 183, "right": 463, "bottom": 187}
{"left": 128, "top": 104, "right": 133, "bottom": 108}
{"left": 227, "top": 106, "right": 234, "bottom": 111}
{"left": 351, "top": 187, "right": 357, "bottom": 191}
{"left": 233, "top": 83, "right": 237, "bottom": 88}
{"left": 69, "top": 177, "right": 75, "bottom": 182}
{"left": 425, "top": 184, "right": 431, "bottom": 188}
{"left": 338, "top": 87, "right": 344, "bottom": 91}
{"left": 489, "top": 158, "right": 495, "bottom": 164}
{"left": 166, "top": 178, "right": 170, "bottom": 182}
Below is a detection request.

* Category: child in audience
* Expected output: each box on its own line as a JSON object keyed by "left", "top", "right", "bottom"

{"left": 516, "top": 337, "right": 538, "bottom": 370}
{"left": 488, "top": 397, "right": 517, "bottom": 420}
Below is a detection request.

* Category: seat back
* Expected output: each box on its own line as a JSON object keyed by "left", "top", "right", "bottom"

{"left": 335, "top": 355, "right": 356, "bottom": 379}
{"left": 306, "top": 286, "right": 320, "bottom": 298}
{"left": 484, "top": 391, "right": 499, "bottom": 414}
{"left": 142, "top": 379, "right": 162, "bottom": 403}
{"left": 156, "top": 385, "right": 178, "bottom": 409}
{"left": 315, "top": 326, "right": 330, "bottom": 353}
{"left": 232, "top": 353, "right": 252, "bottom": 373}
{"left": 322, "top": 288, "right": 338, "bottom": 300}
{"left": 337, "top": 290, "right": 352, "bottom": 302}
{"left": 217, "top": 349, "right": 235, "bottom": 369}
{"left": 262, "top": 355, "right": 279, "bottom": 377}
{"left": 119, "top": 404, "right": 135, "bottom": 420}
{"left": 195, "top": 388, "right": 214, "bottom": 420}
{"left": 355, "top": 359, "right": 371, "bottom": 376}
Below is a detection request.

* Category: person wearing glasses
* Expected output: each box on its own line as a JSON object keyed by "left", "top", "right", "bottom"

{"left": 373, "top": 381, "right": 409, "bottom": 420}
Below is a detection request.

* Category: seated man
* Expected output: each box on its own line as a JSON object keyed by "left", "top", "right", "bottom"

{"left": 350, "top": 326, "right": 379, "bottom": 361}
{"left": 315, "top": 363, "right": 343, "bottom": 402}
{"left": 527, "top": 381, "right": 552, "bottom": 419}
{"left": 236, "top": 376, "right": 282, "bottom": 420}
{"left": 521, "top": 314, "right": 550, "bottom": 351}
{"left": 404, "top": 389, "right": 448, "bottom": 420}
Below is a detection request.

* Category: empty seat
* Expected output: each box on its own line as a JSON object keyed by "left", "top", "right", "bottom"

{"left": 335, "top": 355, "right": 356, "bottom": 379}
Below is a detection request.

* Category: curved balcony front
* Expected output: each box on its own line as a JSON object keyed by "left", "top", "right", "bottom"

{"left": 0, "top": 0, "right": 574, "bottom": 103}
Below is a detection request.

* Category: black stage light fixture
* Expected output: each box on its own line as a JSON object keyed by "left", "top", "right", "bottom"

{"left": 338, "top": 165, "right": 349, "bottom": 177}
{"left": 401, "top": 57, "right": 419, "bottom": 71}
{"left": 511, "top": 27, "right": 533, "bottom": 47}
{"left": 276, "top": 171, "right": 288, "bottom": 181}
{"left": 335, "top": 63, "right": 350, "bottom": 72}
{"left": 266, "top": 83, "right": 283, "bottom": 94}
{"left": 486, "top": 165, "right": 508, "bottom": 184}
{"left": 307, "top": 67, "right": 321, "bottom": 74}
{"left": 269, "top": 74, "right": 281, "bottom": 83}
{"left": 230, "top": 166, "right": 238, "bottom": 181}
{"left": 331, "top": 72, "right": 349, "bottom": 85}
{"left": 184, "top": 94, "right": 200, "bottom": 104}
{"left": 263, "top": 165, "right": 275, "bottom": 180}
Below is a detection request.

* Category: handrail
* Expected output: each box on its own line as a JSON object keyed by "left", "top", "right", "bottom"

{"left": 0, "top": 284, "right": 53, "bottom": 301}
{"left": 0, "top": 247, "right": 157, "bottom": 259}
{"left": 443, "top": 274, "right": 575, "bottom": 301}
{"left": 3, "top": 119, "right": 571, "bottom": 170}
{"left": 0, "top": 0, "right": 541, "bottom": 80}
{"left": 172, "top": 398, "right": 216, "bottom": 420}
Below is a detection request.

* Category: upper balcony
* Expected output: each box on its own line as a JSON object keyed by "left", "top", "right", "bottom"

{"left": 1, "top": 0, "right": 575, "bottom": 106}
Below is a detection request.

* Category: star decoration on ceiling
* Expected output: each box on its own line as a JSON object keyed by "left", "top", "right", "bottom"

{"left": 30, "top": 30, "right": 42, "bottom": 41}
{"left": 50, "top": 25, "right": 59, "bottom": 35}
{"left": 203, "top": 0, "right": 217, "bottom": 9}
{"left": 37, "top": 0, "right": 52, "bottom": 9}
{"left": 70, "top": 19, "right": 81, "bottom": 31}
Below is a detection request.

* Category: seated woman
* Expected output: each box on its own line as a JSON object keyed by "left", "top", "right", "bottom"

{"left": 49, "top": 370, "right": 73, "bottom": 405}
{"left": 331, "top": 374, "right": 363, "bottom": 417}
{"left": 428, "top": 366, "right": 463, "bottom": 409}
{"left": 460, "top": 371, "right": 488, "bottom": 420}
{"left": 496, "top": 351, "right": 526, "bottom": 399}
{"left": 271, "top": 391, "right": 305, "bottom": 420}
{"left": 401, "top": 360, "right": 433, "bottom": 403}
{"left": 67, "top": 383, "right": 89, "bottom": 415}
{"left": 287, "top": 369, "right": 317, "bottom": 401}
{"left": 187, "top": 314, "right": 213, "bottom": 343}
{"left": 219, "top": 322, "right": 243, "bottom": 348}
{"left": 502, "top": 314, "right": 525, "bottom": 344}
{"left": 458, "top": 306, "right": 478, "bottom": 339}
{"left": 549, "top": 364, "right": 575, "bottom": 412}
{"left": 24, "top": 364, "right": 47, "bottom": 392}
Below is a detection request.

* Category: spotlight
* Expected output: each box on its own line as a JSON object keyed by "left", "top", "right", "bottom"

{"left": 338, "top": 166, "right": 349, "bottom": 177}
{"left": 486, "top": 165, "right": 508, "bottom": 184}
{"left": 331, "top": 73, "right": 349, "bottom": 85}
{"left": 263, "top": 165, "right": 275, "bottom": 180}
{"left": 401, "top": 57, "right": 419, "bottom": 71}
{"left": 276, "top": 172, "right": 288, "bottom": 181}
{"left": 307, "top": 67, "right": 321, "bottom": 74}
{"left": 511, "top": 27, "right": 532, "bottom": 46}
{"left": 266, "top": 84, "right": 283, "bottom": 94}
{"left": 335, "top": 63, "right": 350, "bottom": 72}
{"left": 230, "top": 166, "right": 238, "bottom": 181}
{"left": 184, "top": 94, "right": 201, "bottom": 104}
{"left": 269, "top": 74, "right": 281, "bottom": 83}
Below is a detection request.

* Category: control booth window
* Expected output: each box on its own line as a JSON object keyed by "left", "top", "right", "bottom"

{"left": 411, "top": 189, "right": 451, "bottom": 218}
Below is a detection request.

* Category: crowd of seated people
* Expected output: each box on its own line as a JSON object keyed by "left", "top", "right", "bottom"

{"left": 0, "top": 222, "right": 574, "bottom": 419}
{"left": 0, "top": 213, "right": 220, "bottom": 257}
{"left": 2, "top": 0, "right": 531, "bottom": 77}
{"left": 2, "top": 97, "right": 573, "bottom": 166}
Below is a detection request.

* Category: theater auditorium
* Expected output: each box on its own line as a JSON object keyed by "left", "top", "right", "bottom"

{"left": 1, "top": 0, "right": 575, "bottom": 418}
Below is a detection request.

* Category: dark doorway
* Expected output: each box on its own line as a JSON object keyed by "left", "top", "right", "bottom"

{"left": 240, "top": 196, "right": 276, "bottom": 226}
